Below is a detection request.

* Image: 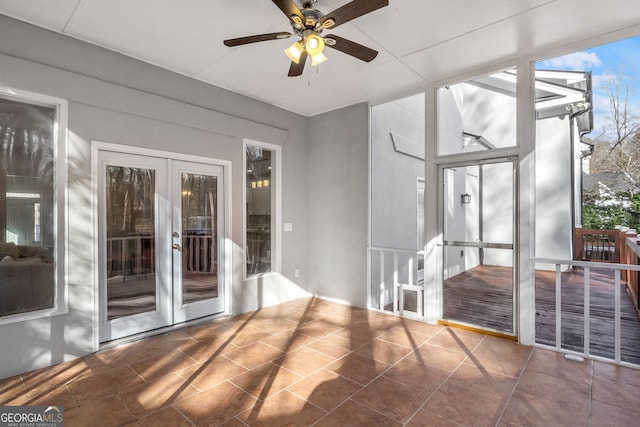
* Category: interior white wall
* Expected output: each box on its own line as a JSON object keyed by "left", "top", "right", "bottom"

{"left": 307, "top": 104, "right": 369, "bottom": 307}
{"left": 0, "top": 15, "right": 310, "bottom": 379}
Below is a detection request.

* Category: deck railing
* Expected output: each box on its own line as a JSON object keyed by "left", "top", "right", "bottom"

{"left": 575, "top": 228, "right": 622, "bottom": 263}
{"left": 535, "top": 258, "right": 640, "bottom": 368}
{"left": 623, "top": 236, "right": 640, "bottom": 311}
{"left": 368, "top": 247, "right": 425, "bottom": 319}
{"left": 107, "top": 236, "right": 155, "bottom": 277}
{"left": 575, "top": 227, "right": 640, "bottom": 311}
{"left": 107, "top": 235, "right": 215, "bottom": 277}
{"left": 182, "top": 234, "right": 216, "bottom": 274}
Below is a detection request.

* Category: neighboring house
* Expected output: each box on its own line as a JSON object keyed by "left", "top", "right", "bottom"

{"left": 582, "top": 171, "right": 635, "bottom": 208}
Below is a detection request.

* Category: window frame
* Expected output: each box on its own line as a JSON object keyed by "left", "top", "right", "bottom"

{"left": 0, "top": 85, "right": 68, "bottom": 325}
{"left": 243, "top": 139, "right": 281, "bottom": 279}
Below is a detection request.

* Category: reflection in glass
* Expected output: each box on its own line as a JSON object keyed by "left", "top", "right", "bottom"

{"left": 181, "top": 173, "right": 218, "bottom": 304}
{"left": 0, "top": 97, "right": 56, "bottom": 317}
{"left": 105, "top": 166, "right": 156, "bottom": 320}
{"left": 246, "top": 145, "right": 272, "bottom": 274}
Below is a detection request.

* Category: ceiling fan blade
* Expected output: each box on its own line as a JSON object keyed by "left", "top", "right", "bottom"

{"left": 288, "top": 51, "right": 308, "bottom": 77}
{"left": 272, "top": 0, "right": 305, "bottom": 24}
{"left": 325, "top": 35, "right": 378, "bottom": 62}
{"left": 224, "top": 32, "right": 291, "bottom": 47}
{"left": 320, "top": 0, "right": 388, "bottom": 29}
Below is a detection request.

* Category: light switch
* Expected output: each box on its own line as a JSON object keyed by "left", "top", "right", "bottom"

{"left": 284, "top": 223, "right": 293, "bottom": 232}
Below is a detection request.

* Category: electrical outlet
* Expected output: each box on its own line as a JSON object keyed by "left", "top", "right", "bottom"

{"left": 294, "top": 269, "right": 300, "bottom": 278}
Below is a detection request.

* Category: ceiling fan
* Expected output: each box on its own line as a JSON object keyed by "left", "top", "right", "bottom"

{"left": 223, "top": 0, "right": 389, "bottom": 77}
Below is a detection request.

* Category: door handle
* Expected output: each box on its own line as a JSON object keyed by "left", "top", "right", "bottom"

{"left": 172, "top": 243, "right": 182, "bottom": 251}
{"left": 172, "top": 231, "right": 180, "bottom": 238}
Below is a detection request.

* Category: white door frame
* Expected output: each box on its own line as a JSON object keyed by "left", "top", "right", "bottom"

{"left": 92, "top": 141, "right": 232, "bottom": 347}
{"left": 437, "top": 157, "right": 518, "bottom": 336}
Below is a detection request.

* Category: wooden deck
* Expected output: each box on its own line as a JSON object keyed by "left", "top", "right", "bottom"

{"left": 444, "top": 265, "right": 514, "bottom": 333}
{"left": 444, "top": 264, "right": 640, "bottom": 365}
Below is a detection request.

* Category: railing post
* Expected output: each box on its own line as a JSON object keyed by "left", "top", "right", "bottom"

{"left": 379, "top": 251, "right": 385, "bottom": 312}
{"left": 614, "top": 229, "right": 623, "bottom": 264}
{"left": 583, "top": 267, "right": 590, "bottom": 358}
{"left": 393, "top": 252, "right": 399, "bottom": 315}
{"left": 575, "top": 227, "right": 583, "bottom": 260}
{"left": 555, "top": 263, "right": 562, "bottom": 351}
{"left": 614, "top": 269, "right": 622, "bottom": 363}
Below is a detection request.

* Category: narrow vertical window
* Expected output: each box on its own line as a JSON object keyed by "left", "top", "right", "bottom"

{"left": 245, "top": 143, "right": 275, "bottom": 275}
{"left": 0, "top": 95, "right": 57, "bottom": 317}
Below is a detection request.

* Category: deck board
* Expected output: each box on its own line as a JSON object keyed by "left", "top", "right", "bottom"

{"left": 444, "top": 264, "right": 640, "bottom": 364}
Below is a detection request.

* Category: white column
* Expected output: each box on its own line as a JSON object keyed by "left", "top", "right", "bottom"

{"left": 425, "top": 87, "right": 442, "bottom": 324}
{"left": 517, "top": 59, "right": 537, "bottom": 345}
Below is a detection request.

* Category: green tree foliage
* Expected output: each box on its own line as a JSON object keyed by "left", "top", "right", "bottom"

{"left": 582, "top": 203, "right": 638, "bottom": 230}
{"left": 582, "top": 193, "right": 640, "bottom": 230}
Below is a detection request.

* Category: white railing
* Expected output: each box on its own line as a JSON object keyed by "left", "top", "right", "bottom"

{"left": 535, "top": 258, "right": 640, "bottom": 368}
{"left": 368, "top": 247, "right": 425, "bottom": 319}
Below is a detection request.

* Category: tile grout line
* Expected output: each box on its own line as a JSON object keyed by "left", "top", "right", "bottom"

{"left": 308, "top": 323, "right": 411, "bottom": 426}
{"left": 493, "top": 345, "right": 535, "bottom": 426}
{"left": 170, "top": 404, "right": 197, "bottom": 426}
{"left": 403, "top": 333, "right": 488, "bottom": 426}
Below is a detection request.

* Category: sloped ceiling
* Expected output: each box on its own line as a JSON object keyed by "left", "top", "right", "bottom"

{"left": 0, "top": 0, "right": 638, "bottom": 116}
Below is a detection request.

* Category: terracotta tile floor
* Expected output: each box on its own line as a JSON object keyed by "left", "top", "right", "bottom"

{"left": 2, "top": 297, "right": 640, "bottom": 426}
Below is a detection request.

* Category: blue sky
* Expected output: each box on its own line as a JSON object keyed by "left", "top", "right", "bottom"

{"left": 536, "top": 34, "right": 640, "bottom": 141}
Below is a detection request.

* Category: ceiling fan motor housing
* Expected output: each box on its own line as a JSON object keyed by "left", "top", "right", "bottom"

{"left": 294, "top": 6, "right": 323, "bottom": 33}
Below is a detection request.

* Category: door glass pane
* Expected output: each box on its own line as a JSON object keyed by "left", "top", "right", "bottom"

{"left": 443, "top": 162, "right": 514, "bottom": 333}
{"left": 106, "top": 166, "right": 156, "bottom": 320}
{"left": 181, "top": 173, "right": 218, "bottom": 304}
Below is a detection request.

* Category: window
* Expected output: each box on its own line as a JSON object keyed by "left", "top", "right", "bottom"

{"left": 0, "top": 88, "right": 67, "bottom": 321}
{"left": 244, "top": 141, "right": 279, "bottom": 276}
{"left": 437, "top": 69, "right": 518, "bottom": 156}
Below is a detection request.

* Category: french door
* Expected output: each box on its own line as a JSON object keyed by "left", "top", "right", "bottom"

{"left": 440, "top": 159, "right": 516, "bottom": 335}
{"left": 97, "top": 151, "right": 226, "bottom": 342}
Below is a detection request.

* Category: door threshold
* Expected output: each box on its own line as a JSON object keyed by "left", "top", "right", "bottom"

{"left": 99, "top": 312, "right": 228, "bottom": 351}
{"left": 438, "top": 320, "right": 517, "bottom": 341}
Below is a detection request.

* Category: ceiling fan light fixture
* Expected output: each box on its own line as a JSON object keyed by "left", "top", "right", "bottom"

{"left": 310, "top": 52, "right": 327, "bottom": 66}
{"left": 284, "top": 41, "right": 304, "bottom": 64}
{"left": 305, "top": 34, "right": 325, "bottom": 56}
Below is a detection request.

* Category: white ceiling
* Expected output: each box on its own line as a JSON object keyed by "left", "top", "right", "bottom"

{"left": 0, "top": 0, "right": 639, "bottom": 116}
